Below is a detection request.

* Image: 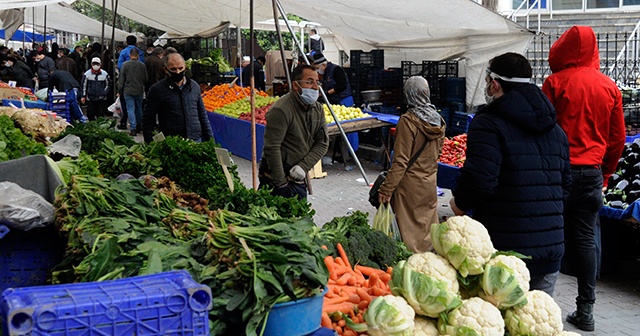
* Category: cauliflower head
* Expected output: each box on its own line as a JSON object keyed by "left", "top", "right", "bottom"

{"left": 559, "top": 332, "right": 582, "bottom": 336}
{"left": 365, "top": 295, "right": 415, "bottom": 336}
{"left": 441, "top": 297, "right": 505, "bottom": 336}
{"left": 430, "top": 215, "right": 496, "bottom": 277}
{"left": 406, "top": 252, "right": 459, "bottom": 293}
{"left": 391, "top": 254, "right": 462, "bottom": 317}
{"left": 504, "top": 290, "right": 563, "bottom": 336}
{"left": 414, "top": 316, "right": 439, "bottom": 336}
{"left": 479, "top": 255, "right": 530, "bottom": 309}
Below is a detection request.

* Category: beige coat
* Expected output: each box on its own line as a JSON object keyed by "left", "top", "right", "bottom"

{"left": 378, "top": 112, "right": 445, "bottom": 253}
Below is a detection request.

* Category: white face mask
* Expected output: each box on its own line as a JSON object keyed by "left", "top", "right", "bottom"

{"left": 299, "top": 87, "right": 319, "bottom": 105}
{"left": 316, "top": 66, "right": 324, "bottom": 75}
{"left": 484, "top": 81, "right": 495, "bottom": 104}
{"left": 92, "top": 65, "right": 101, "bottom": 71}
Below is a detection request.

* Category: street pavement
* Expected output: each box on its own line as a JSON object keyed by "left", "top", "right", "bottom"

{"left": 232, "top": 153, "right": 640, "bottom": 335}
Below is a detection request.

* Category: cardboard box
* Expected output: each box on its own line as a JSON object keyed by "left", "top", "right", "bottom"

{"left": 0, "top": 87, "right": 27, "bottom": 100}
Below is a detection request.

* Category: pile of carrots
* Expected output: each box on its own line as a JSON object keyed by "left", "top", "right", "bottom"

{"left": 321, "top": 243, "right": 393, "bottom": 335}
{"left": 201, "top": 84, "right": 268, "bottom": 111}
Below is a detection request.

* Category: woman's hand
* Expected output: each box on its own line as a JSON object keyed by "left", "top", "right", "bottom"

{"left": 378, "top": 193, "right": 391, "bottom": 205}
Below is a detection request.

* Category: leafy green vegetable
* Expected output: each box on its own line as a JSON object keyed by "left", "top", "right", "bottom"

{"left": 53, "top": 118, "right": 135, "bottom": 154}
{"left": 0, "top": 115, "right": 46, "bottom": 162}
{"left": 94, "top": 139, "right": 161, "bottom": 178}
{"left": 55, "top": 152, "right": 101, "bottom": 184}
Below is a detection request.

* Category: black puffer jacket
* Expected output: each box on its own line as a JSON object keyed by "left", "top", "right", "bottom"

{"left": 453, "top": 84, "right": 571, "bottom": 275}
{"left": 143, "top": 77, "right": 214, "bottom": 143}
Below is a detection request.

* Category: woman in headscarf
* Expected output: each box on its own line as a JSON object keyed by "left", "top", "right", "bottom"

{"left": 377, "top": 76, "right": 446, "bottom": 253}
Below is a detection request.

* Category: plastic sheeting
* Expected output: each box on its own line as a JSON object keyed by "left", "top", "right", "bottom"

{"left": 24, "top": 3, "right": 131, "bottom": 41}
{"left": 0, "top": 28, "right": 55, "bottom": 41}
{"left": 0, "top": 8, "right": 23, "bottom": 40}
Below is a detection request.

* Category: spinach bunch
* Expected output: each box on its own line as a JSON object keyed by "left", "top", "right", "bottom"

{"left": 205, "top": 209, "right": 329, "bottom": 336}
{"left": 55, "top": 152, "right": 101, "bottom": 184}
{"left": 94, "top": 139, "right": 161, "bottom": 178}
{"left": 54, "top": 118, "right": 135, "bottom": 154}
{"left": 0, "top": 115, "right": 46, "bottom": 162}
{"left": 145, "top": 136, "right": 240, "bottom": 197}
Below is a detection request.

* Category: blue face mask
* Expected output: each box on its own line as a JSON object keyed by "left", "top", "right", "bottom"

{"left": 299, "top": 88, "right": 319, "bottom": 105}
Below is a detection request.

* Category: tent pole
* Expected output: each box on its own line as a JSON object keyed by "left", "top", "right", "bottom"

{"left": 101, "top": 0, "right": 106, "bottom": 54}
{"left": 276, "top": 0, "right": 371, "bottom": 186}
{"left": 43, "top": 6, "right": 47, "bottom": 47}
{"left": 237, "top": 26, "right": 242, "bottom": 86}
{"left": 22, "top": 22, "right": 26, "bottom": 53}
{"left": 271, "top": 0, "right": 291, "bottom": 88}
{"left": 250, "top": 0, "right": 257, "bottom": 190}
{"left": 111, "top": 0, "right": 119, "bottom": 104}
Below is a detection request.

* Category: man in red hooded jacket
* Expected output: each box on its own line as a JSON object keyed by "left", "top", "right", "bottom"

{"left": 542, "top": 25, "right": 626, "bottom": 332}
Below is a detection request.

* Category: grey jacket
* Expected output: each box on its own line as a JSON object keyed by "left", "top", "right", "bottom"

{"left": 119, "top": 59, "right": 147, "bottom": 96}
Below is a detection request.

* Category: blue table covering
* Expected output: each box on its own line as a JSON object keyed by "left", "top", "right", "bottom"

{"left": 2, "top": 99, "right": 48, "bottom": 110}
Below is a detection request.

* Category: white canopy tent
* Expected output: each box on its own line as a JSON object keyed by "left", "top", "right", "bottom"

{"left": 0, "top": 0, "right": 65, "bottom": 10}
{"left": 24, "top": 3, "right": 131, "bottom": 41}
{"left": 88, "top": 0, "right": 534, "bottom": 107}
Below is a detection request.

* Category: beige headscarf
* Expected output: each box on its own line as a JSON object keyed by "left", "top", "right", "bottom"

{"left": 404, "top": 76, "right": 442, "bottom": 126}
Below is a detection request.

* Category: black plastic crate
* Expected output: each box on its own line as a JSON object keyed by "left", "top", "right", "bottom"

{"left": 402, "top": 61, "right": 427, "bottom": 78}
{"left": 423, "top": 60, "right": 459, "bottom": 77}
{"left": 368, "top": 68, "right": 403, "bottom": 88}
{"left": 350, "top": 50, "right": 384, "bottom": 68}
{"left": 445, "top": 77, "right": 466, "bottom": 103}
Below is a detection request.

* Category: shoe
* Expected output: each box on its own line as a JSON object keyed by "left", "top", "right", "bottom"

{"left": 117, "top": 124, "right": 128, "bottom": 130}
{"left": 136, "top": 126, "right": 142, "bottom": 133}
{"left": 128, "top": 130, "right": 137, "bottom": 136}
{"left": 566, "top": 302, "right": 595, "bottom": 331}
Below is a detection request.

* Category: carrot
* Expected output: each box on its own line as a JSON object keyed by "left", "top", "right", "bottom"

{"left": 334, "top": 325, "right": 343, "bottom": 334}
{"left": 336, "top": 273, "right": 353, "bottom": 286}
{"left": 386, "top": 266, "right": 393, "bottom": 274}
{"left": 336, "top": 243, "right": 352, "bottom": 269}
{"left": 380, "top": 273, "right": 391, "bottom": 283}
{"left": 368, "top": 273, "right": 379, "bottom": 288}
{"left": 325, "top": 296, "right": 350, "bottom": 305}
{"left": 338, "top": 319, "right": 346, "bottom": 327}
{"left": 353, "top": 269, "right": 366, "bottom": 283}
{"left": 346, "top": 275, "right": 356, "bottom": 286}
{"left": 321, "top": 245, "right": 328, "bottom": 250}
{"left": 335, "top": 257, "right": 346, "bottom": 267}
{"left": 321, "top": 312, "right": 332, "bottom": 328}
{"left": 356, "top": 288, "right": 372, "bottom": 303}
{"left": 343, "top": 330, "right": 356, "bottom": 336}
{"left": 377, "top": 278, "right": 386, "bottom": 289}
{"left": 372, "top": 287, "right": 387, "bottom": 296}
{"left": 328, "top": 279, "right": 337, "bottom": 285}
{"left": 355, "top": 265, "right": 386, "bottom": 277}
{"left": 357, "top": 300, "right": 369, "bottom": 310}
{"left": 347, "top": 294, "right": 360, "bottom": 304}
{"left": 334, "top": 266, "right": 353, "bottom": 277}
{"left": 323, "top": 302, "right": 355, "bottom": 314}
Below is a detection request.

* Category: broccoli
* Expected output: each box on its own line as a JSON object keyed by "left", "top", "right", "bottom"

{"left": 367, "top": 230, "right": 399, "bottom": 269}
{"left": 347, "top": 230, "right": 373, "bottom": 266}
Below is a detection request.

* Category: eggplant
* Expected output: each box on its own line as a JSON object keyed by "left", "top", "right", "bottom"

{"left": 609, "top": 200, "right": 627, "bottom": 209}
{"left": 609, "top": 173, "right": 622, "bottom": 185}
{"left": 615, "top": 179, "right": 630, "bottom": 193}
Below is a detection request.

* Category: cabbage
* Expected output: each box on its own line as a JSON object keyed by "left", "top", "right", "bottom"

{"left": 365, "top": 295, "right": 415, "bottom": 336}
{"left": 390, "top": 260, "right": 462, "bottom": 318}
{"left": 479, "top": 255, "right": 529, "bottom": 309}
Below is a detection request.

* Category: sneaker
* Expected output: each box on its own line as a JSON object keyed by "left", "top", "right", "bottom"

{"left": 117, "top": 124, "right": 128, "bottom": 130}
{"left": 128, "top": 130, "right": 137, "bottom": 136}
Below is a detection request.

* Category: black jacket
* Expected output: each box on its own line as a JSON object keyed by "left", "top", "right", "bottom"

{"left": 242, "top": 61, "right": 265, "bottom": 91}
{"left": 453, "top": 84, "right": 571, "bottom": 275}
{"left": 0, "top": 60, "right": 34, "bottom": 88}
{"left": 48, "top": 70, "right": 80, "bottom": 92}
{"left": 143, "top": 77, "right": 214, "bottom": 143}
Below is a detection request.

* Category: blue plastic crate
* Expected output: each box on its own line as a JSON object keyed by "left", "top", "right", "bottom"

{"left": 0, "top": 225, "right": 65, "bottom": 294}
{"left": 437, "top": 162, "right": 461, "bottom": 190}
{"left": 439, "top": 107, "right": 451, "bottom": 125}
{"left": 450, "top": 111, "right": 473, "bottom": 134}
{"left": 1, "top": 270, "right": 212, "bottom": 336}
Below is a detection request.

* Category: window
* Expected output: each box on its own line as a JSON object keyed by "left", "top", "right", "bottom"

{"left": 623, "top": 0, "right": 640, "bottom": 5}
{"left": 552, "top": 0, "right": 582, "bottom": 9}
{"left": 587, "top": 0, "right": 619, "bottom": 8}
{"left": 513, "top": 0, "right": 547, "bottom": 9}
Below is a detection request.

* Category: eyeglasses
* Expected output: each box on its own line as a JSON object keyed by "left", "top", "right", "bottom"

{"left": 295, "top": 79, "right": 322, "bottom": 86}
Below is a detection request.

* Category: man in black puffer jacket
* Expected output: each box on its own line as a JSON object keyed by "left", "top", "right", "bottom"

{"left": 142, "top": 53, "right": 213, "bottom": 143}
{"left": 450, "top": 53, "right": 571, "bottom": 296}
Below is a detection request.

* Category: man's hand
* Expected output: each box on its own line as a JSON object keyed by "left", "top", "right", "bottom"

{"left": 289, "top": 165, "right": 306, "bottom": 181}
{"left": 273, "top": 182, "right": 291, "bottom": 198}
{"left": 449, "top": 197, "right": 466, "bottom": 216}
{"left": 80, "top": 97, "right": 86, "bottom": 104}
{"left": 378, "top": 193, "right": 391, "bottom": 205}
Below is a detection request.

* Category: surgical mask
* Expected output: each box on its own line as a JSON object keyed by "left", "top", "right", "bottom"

{"left": 299, "top": 88, "right": 319, "bottom": 105}
{"left": 168, "top": 70, "right": 185, "bottom": 83}
{"left": 92, "top": 65, "right": 101, "bottom": 71}
{"left": 484, "top": 82, "right": 495, "bottom": 104}
{"left": 316, "top": 67, "right": 324, "bottom": 75}
{"left": 4, "top": 63, "right": 10, "bottom": 68}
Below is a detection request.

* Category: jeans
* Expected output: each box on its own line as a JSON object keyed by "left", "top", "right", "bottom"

{"left": 564, "top": 166, "right": 603, "bottom": 304}
{"left": 530, "top": 271, "right": 560, "bottom": 297}
{"left": 68, "top": 88, "right": 85, "bottom": 122}
{"left": 124, "top": 94, "right": 143, "bottom": 130}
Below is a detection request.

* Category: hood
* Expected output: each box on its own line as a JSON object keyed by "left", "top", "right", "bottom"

{"left": 309, "top": 34, "right": 321, "bottom": 41}
{"left": 484, "top": 84, "right": 557, "bottom": 135}
{"left": 405, "top": 112, "right": 445, "bottom": 141}
{"left": 549, "top": 26, "right": 599, "bottom": 73}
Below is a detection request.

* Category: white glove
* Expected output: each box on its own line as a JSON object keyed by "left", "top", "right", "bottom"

{"left": 289, "top": 165, "right": 306, "bottom": 181}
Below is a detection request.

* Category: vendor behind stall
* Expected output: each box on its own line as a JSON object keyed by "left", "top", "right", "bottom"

{"left": 242, "top": 56, "right": 266, "bottom": 92}
{"left": 313, "top": 53, "right": 353, "bottom": 107}
{"left": 1, "top": 53, "right": 34, "bottom": 89}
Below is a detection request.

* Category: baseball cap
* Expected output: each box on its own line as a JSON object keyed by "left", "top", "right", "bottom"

{"left": 91, "top": 57, "right": 101, "bottom": 64}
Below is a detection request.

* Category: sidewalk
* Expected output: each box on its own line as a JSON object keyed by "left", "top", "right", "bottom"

{"left": 233, "top": 154, "right": 640, "bottom": 335}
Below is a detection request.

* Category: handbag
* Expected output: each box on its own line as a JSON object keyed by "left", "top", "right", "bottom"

{"left": 368, "top": 139, "right": 429, "bottom": 207}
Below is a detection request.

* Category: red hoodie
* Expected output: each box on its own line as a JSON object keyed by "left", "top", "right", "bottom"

{"left": 542, "top": 26, "right": 625, "bottom": 187}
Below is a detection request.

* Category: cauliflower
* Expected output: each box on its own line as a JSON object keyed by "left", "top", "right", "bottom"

{"left": 440, "top": 297, "right": 505, "bottom": 336}
{"left": 390, "top": 253, "right": 462, "bottom": 317}
{"left": 559, "top": 332, "right": 582, "bottom": 336}
{"left": 431, "top": 215, "right": 496, "bottom": 277}
{"left": 479, "top": 255, "right": 530, "bottom": 309}
{"left": 365, "top": 295, "right": 415, "bottom": 336}
{"left": 414, "top": 316, "right": 439, "bottom": 336}
{"left": 504, "top": 290, "right": 563, "bottom": 336}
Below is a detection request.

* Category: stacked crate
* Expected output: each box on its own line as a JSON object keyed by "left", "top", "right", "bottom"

{"left": 348, "top": 50, "right": 384, "bottom": 107}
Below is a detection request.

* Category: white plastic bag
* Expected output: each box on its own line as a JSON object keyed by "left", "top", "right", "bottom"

{"left": 0, "top": 182, "right": 54, "bottom": 231}
{"left": 108, "top": 97, "right": 123, "bottom": 118}
{"left": 373, "top": 203, "right": 402, "bottom": 242}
